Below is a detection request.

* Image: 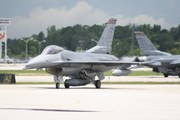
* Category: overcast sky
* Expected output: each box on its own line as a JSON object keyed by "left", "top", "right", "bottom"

{"left": 0, "top": 0, "right": 180, "bottom": 39}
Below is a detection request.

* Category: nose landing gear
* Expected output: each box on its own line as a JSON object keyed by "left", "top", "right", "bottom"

{"left": 54, "top": 75, "right": 63, "bottom": 89}
{"left": 56, "top": 82, "right": 60, "bottom": 89}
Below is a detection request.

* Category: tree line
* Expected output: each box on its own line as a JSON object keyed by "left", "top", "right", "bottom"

{"left": 2, "top": 23, "right": 180, "bottom": 60}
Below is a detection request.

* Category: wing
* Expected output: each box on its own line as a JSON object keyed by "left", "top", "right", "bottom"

{"left": 52, "top": 60, "right": 153, "bottom": 68}
{"left": 143, "top": 58, "right": 180, "bottom": 66}
{"left": 170, "top": 59, "right": 180, "bottom": 65}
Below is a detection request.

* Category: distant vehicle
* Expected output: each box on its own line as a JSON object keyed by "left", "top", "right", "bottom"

{"left": 0, "top": 56, "right": 14, "bottom": 64}
{"left": 6, "top": 57, "right": 13, "bottom": 64}
{"left": 134, "top": 31, "right": 180, "bottom": 78}
{"left": 25, "top": 18, "right": 147, "bottom": 89}
{"left": 0, "top": 59, "right": 3, "bottom": 63}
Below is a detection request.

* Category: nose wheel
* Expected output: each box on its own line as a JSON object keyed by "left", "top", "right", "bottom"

{"left": 56, "top": 82, "right": 60, "bottom": 89}
{"left": 54, "top": 75, "right": 63, "bottom": 89}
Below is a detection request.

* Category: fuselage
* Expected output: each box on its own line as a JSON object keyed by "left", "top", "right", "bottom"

{"left": 26, "top": 49, "right": 119, "bottom": 76}
{"left": 135, "top": 55, "right": 180, "bottom": 76}
{"left": 145, "top": 55, "right": 180, "bottom": 68}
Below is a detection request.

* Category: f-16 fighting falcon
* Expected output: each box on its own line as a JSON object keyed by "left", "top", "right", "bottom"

{"left": 25, "top": 18, "right": 146, "bottom": 89}
{"left": 134, "top": 31, "right": 180, "bottom": 78}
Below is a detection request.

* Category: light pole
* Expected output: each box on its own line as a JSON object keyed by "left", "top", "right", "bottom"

{"left": 129, "top": 23, "right": 137, "bottom": 55}
{"left": 34, "top": 40, "right": 46, "bottom": 54}
{"left": 22, "top": 38, "right": 33, "bottom": 60}
{"left": 91, "top": 39, "right": 98, "bottom": 44}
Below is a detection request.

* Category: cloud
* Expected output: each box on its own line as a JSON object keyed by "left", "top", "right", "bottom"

{"left": 8, "top": 1, "right": 170, "bottom": 39}
{"left": 134, "top": 14, "right": 167, "bottom": 28}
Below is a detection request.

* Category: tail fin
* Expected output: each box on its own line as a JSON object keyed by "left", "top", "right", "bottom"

{"left": 86, "top": 18, "right": 117, "bottom": 54}
{"left": 134, "top": 31, "right": 171, "bottom": 56}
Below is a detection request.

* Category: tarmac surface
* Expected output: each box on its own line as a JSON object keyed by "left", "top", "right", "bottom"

{"left": 1, "top": 63, "right": 180, "bottom": 119}
{"left": 0, "top": 84, "right": 180, "bottom": 120}
{"left": 0, "top": 63, "right": 27, "bottom": 70}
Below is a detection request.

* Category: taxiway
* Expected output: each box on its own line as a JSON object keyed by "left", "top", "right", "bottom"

{"left": 0, "top": 84, "right": 180, "bottom": 120}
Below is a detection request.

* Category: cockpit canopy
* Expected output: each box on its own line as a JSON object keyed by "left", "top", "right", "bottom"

{"left": 41, "top": 45, "right": 64, "bottom": 55}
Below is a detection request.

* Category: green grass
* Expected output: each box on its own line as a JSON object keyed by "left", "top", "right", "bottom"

{"left": 0, "top": 70, "right": 50, "bottom": 76}
{"left": 104, "top": 70, "right": 163, "bottom": 76}
{"left": 1, "top": 70, "right": 179, "bottom": 85}
{"left": 0, "top": 70, "right": 163, "bottom": 76}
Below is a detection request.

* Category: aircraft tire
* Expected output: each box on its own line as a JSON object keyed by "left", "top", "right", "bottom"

{"left": 64, "top": 83, "right": 70, "bottom": 88}
{"left": 178, "top": 74, "right": 180, "bottom": 78}
{"left": 95, "top": 80, "right": 101, "bottom": 89}
{"left": 164, "top": 74, "right": 168, "bottom": 78}
{"left": 56, "top": 83, "right": 60, "bottom": 89}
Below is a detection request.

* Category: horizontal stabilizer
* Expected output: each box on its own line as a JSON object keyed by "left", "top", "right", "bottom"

{"left": 170, "top": 60, "right": 180, "bottom": 65}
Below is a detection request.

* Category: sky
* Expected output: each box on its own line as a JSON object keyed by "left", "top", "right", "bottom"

{"left": 0, "top": 0, "right": 180, "bottom": 39}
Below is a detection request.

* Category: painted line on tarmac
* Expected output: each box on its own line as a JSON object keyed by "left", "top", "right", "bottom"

{"left": 0, "top": 108, "right": 98, "bottom": 112}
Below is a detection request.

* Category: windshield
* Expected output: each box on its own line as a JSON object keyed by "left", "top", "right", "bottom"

{"left": 41, "top": 45, "right": 64, "bottom": 55}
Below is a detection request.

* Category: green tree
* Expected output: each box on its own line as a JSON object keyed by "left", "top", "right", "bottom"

{"left": 152, "top": 24, "right": 161, "bottom": 33}
{"left": 5, "top": 23, "right": 180, "bottom": 58}
{"left": 37, "top": 31, "right": 45, "bottom": 41}
{"left": 170, "top": 48, "right": 180, "bottom": 55}
{"left": 29, "top": 46, "right": 37, "bottom": 57}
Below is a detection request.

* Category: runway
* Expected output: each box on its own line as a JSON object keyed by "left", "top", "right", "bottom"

{"left": 0, "top": 84, "right": 180, "bottom": 120}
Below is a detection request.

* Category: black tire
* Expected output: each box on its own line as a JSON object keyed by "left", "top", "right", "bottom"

{"left": 64, "top": 83, "right": 70, "bottom": 88}
{"left": 164, "top": 74, "right": 168, "bottom": 78}
{"left": 56, "top": 83, "right": 60, "bottom": 89}
{"left": 95, "top": 80, "right": 101, "bottom": 89}
{"left": 178, "top": 74, "right": 180, "bottom": 78}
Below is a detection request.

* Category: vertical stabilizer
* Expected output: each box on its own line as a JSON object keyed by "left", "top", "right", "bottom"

{"left": 134, "top": 32, "right": 156, "bottom": 51}
{"left": 86, "top": 18, "right": 117, "bottom": 54}
{"left": 134, "top": 31, "right": 171, "bottom": 56}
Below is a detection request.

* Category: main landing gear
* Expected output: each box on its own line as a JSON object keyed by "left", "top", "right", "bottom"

{"left": 164, "top": 73, "right": 180, "bottom": 78}
{"left": 64, "top": 83, "right": 70, "bottom": 88}
{"left": 54, "top": 75, "right": 101, "bottom": 89}
{"left": 164, "top": 73, "right": 168, "bottom": 78}
{"left": 94, "top": 80, "right": 101, "bottom": 88}
{"left": 55, "top": 80, "right": 101, "bottom": 89}
{"left": 55, "top": 82, "right": 70, "bottom": 89}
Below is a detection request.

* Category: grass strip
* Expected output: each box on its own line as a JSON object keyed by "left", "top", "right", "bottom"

{"left": 0, "top": 70, "right": 162, "bottom": 76}
{"left": 0, "top": 70, "right": 50, "bottom": 76}
{"left": 105, "top": 71, "right": 163, "bottom": 76}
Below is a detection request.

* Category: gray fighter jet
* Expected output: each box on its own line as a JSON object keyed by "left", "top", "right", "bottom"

{"left": 25, "top": 18, "right": 145, "bottom": 89}
{"left": 134, "top": 31, "right": 180, "bottom": 78}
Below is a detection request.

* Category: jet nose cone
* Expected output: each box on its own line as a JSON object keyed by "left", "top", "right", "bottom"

{"left": 25, "top": 59, "right": 37, "bottom": 69}
{"left": 25, "top": 55, "right": 47, "bottom": 69}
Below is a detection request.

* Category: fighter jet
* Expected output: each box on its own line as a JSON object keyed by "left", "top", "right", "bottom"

{"left": 25, "top": 18, "right": 145, "bottom": 89}
{"left": 134, "top": 31, "right": 180, "bottom": 78}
